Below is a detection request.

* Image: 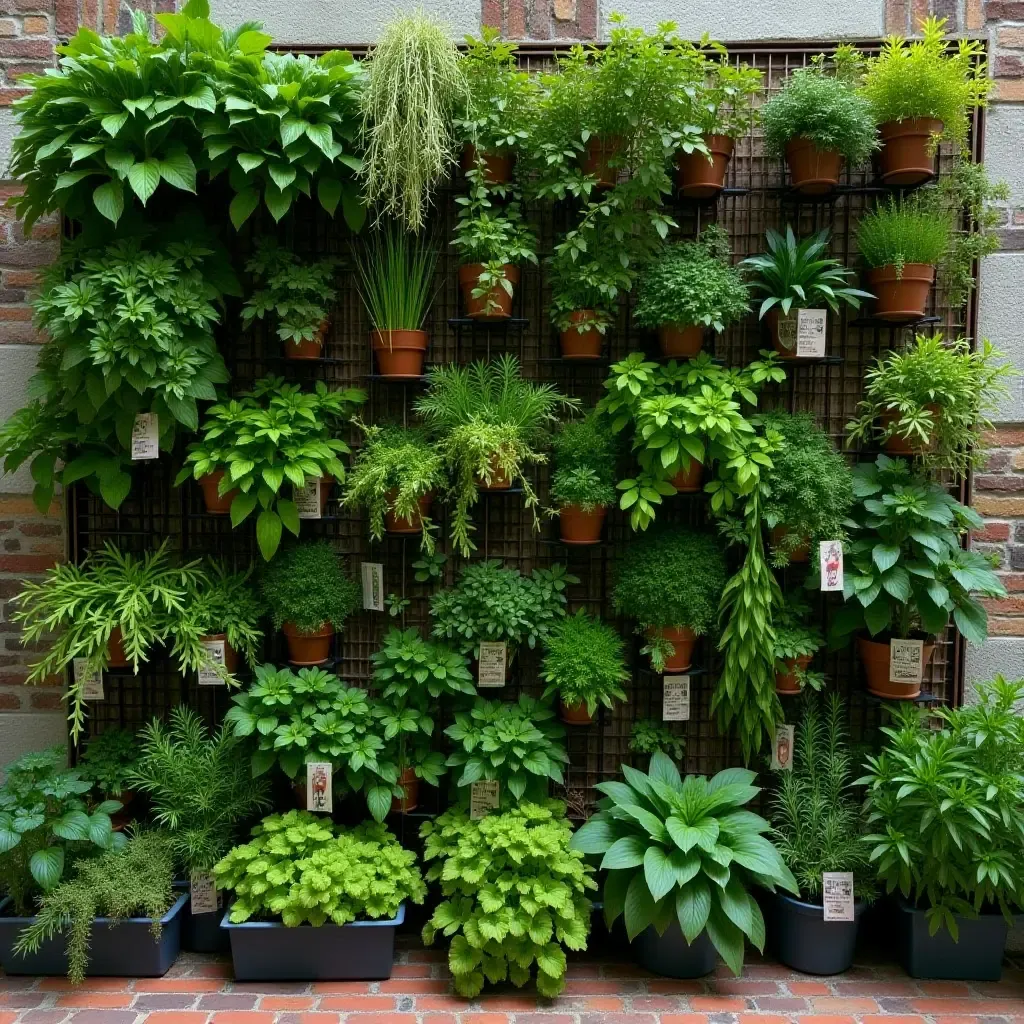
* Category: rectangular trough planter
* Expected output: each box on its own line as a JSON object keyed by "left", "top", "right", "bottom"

{"left": 898, "top": 901, "right": 1009, "bottom": 981}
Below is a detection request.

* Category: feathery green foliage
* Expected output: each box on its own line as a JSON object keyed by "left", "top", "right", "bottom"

{"left": 260, "top": 541, "right": 361, "bottom": 634}
{"left": 549, "top": 412, "right": 618, "bottom": 511}
{"left": 353, "top": 224, "right": 438, "bottom": 331}
{"left": 855, "top": 195, "right": 952, "bottom": 274}
{"left": 540, "top": 610, "right": 629, "bottom": 717}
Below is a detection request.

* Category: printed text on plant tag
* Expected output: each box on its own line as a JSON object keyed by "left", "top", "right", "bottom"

{"left": 477, "top": 641, "right": 507, "bottom": 687}
{"left": 470, "top": 780, "right": 500, "bottom": 820}
{"left": 361, "top": 562, "right": 384, "bottom": 611}
{"left": 131, "top": 412, "right": 159, "bottom": 460}
{"left": 189, "top": 871, "right": 219, "bottom": 915}
{"left": 197, "top": 638, "right": 226, "bottom": 686}
{"left": 889, "top": 638, "right": 924, "bottom": 685}
{"left": 294, "top": 478, "right": 321, "bottom": 519}
{"left": 796, "top": 308, "right": 827, "bottom": 358}
{"left": 74, "top": 658, "right": 104, "bottom": 700}
{"left": 306, "top": 761, "right": 333, "bottom": 814}
{"left": 822, "top": 871, "right": 855, "bottom": 921}
{"left": 662, "top": 675, "right": 690, "bottom": 721}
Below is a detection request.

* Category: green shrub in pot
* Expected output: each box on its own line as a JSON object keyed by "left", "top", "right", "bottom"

{"left": 772, "top": 598, "right": 825, "bottom": 695}
{"left": 549, "top": 411, "right": 618, "bottom": 511}
{"left": 78, "top": 729, "right": 139, "bottom": 800}
{"left": 855, "top": 195, "right": 952, "bottom": 276}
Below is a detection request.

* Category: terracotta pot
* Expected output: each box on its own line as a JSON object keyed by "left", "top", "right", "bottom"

{"left": 880, "top": 404, "right": 940, "bottom": 455}
{"left": 461, "top": 143, "right": 514, "bottom": 185}
{"left": 198, "top": 470, "right": 238, "bottom": 515}
{"left": 785, "top": 138, "right": 843, "bottom": 194}
{"left": 866, "top": 264, "right": 935, "bottom": 322}
{"left": 647, "top": 625, "right": 697, "bottom": 673}
{"left": 670, "top": 461, "right": 703, "bottom": 493}
{"left": 559, "top": 699, "right": 594, "bottom": 726}
{"left": 857, "top": 636, "right": 936, "bottom": 700}
{"left": 559, "top": 310, "right": 603, "bottom": 359}
{"left": 285, "top": 320, "right": 328, "bottom": 360}
{"left": 390, "top": 768, "right": 419, "bottom": 814}
{"left": 775, "top": 654, "right": 812, "bottom": 696}
{"left": 458, "top": 263, "right": 519, "bottom": 321}
{"left": 658, "top": 323, "right": 704, "bottom": 359}
{"left": 878, "top": 118, "right": 943, "bottom": 186}
{"left": 766, "top": 308, "right": 799, "bottom": 359}
{"left": 282, "top": 622, "right": 333, "bottom": 666}
{"left": 478, "top": 456, "right": 512, "bottom": 491}
{"left": 559, "top": 504, "right": 606, "bottom": 545}
{"left": 384, "top": 491, "right": 433, "bottom": 534}
{"left": 581, "top": 135, "right": 623, "bottom": 189}
{"left": 371, "top": 329, "right": 428, "bottom": 378}
{"left": 675, "top": 134, "right": 734, "bottom": 198}
{"left": 770, "top": 525, "right": 810, "bottom": 563}
{"left": 108, "top": 627, "right": 129, "bottom": 669}
{"left": 198, "top": 632, "right": 239, "bottom": 674}
{"left": 315, "top": 475, "right": 333, "bottom": 514}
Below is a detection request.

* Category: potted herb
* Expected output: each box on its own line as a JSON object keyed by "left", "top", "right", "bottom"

{"left": 549, "top": 413, "right": 618, "bottom": 544}
{"left": 342, "top": 423, "right": 445, "bottom": 550}
{"left": 354, "top": 225, "right": 439, "bottom": 378}
{"left": 858, "top": 677, "right": 1024, "bottom": 980}
{"left": 829, "top": 456, "right": 1005, "bottom": 699}
{"left": 769, "top": 694, "right": 873, "bottom": 975}
{"left": 415, "top": 356, "right": 578, "bottom": 555}
{"left": 743, "top": 227, "right": 873, "bottom": 356}
{"left": 421, "top": 800, "right": 594, "bottom": 997}
{"left": 78, "top": 728, "right": 138, "bottom": 805}
{"left": 572, "top": 754, "right": 797, "bottom": 977}
{"left": 540, "top": 610, "right": 629, "bottom": 725}
{"left": 612, "top": 528, "right": 727, "bottom": 672}
{"left": 629, "top": 719, "right": 685, "bottom": 765}
{"left": 772, "top": 600, "right": 824, "bottom": 696}
{"left": 633, "top": 227, "right": 749, "bottom": 358}
{"left": 547, "top": 241, "right": 622, "bottom": 360}
{"left": 216, "top": 811, "right": 426, "bottom": 980}
{"left": 760, "top": 47, "right": 877, "bottom": 194}
{"left": 860, "top": 17, "right": 991, "bottom": 185}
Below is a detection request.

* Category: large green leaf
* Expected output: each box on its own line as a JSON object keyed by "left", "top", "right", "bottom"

{"left": 256, "top": 508, "right": 283, "bottom": 560}
{"left": 51, "top": 810, "right": 90, "bottom": 841}
{"left": 29, "top": 846, "right": 64, "bottom": 891}
{"left": 570, "top": 817, "right": 617, "bottom": 854}
{"left": 643, "top": 846, "right": 676, "bottom": 903}
{"left": 127, "top": 158, "right": 161, "bottom": 203}
{"left": 623, "top": 870, "right": 655, "bottom": 940}
{"left": 92, "top": 179, "right": 124, "bottom": 223}
{"left": 706, "top": 905, "right": 745, "bottom": 976}
{"left": 602, "top": 868, "right": 631, "bottom": 929}
{"left": 675, "top": 878, "right": 711, "bottom": 942}
{"left": 601, "top": 834, "right": 647, "bottom": 870}
{"left": 229, "top": 187, "right": 260, "bottom": 230}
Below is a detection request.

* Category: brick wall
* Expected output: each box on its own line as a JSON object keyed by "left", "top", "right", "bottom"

{"left": 482, "top": 0, "right": 596, "bottom": 41}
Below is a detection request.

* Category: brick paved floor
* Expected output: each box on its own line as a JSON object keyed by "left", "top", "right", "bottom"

{"left": 1, "top": 944, "right": 1023, "bottom": 1024}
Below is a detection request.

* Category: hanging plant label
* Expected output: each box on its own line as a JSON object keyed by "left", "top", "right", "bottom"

{"left": 796, "top": 308, "right": 827, "bottom": 357}
{"left": 662, "top": 675, "right": 690, "bottom": 721}
{"left": 469, "top": 780, "right": 500, "bottom": 820}
{"left": 306, "top": 761, "right": 333, "bottom": 813}
{"left": 822, "top": 871, "right": 855, "bottom": 921}
{"left": 477, "top": 641, "right": 506, "bottom": 687}
{"left": 776, "top": 314, "right": 797, "bottom": 353}
{"left": 771, "top": 723, "right": 795, "bottom": 771}
{"left": 130, "top": 412, "right": 159, "bottom": 460}
{"left": 294, "top": 479, "right": 321, "bottom": 520}
{"left": 889, "top": 638, "right": 924, "bottom": 684}
{"left": 361, "top": 562, "right": 384, "bottom": 611}
{"left": 189, "top": 871, "right": 220, "bottom": 915}
{"left": 819, "top": 540, "right": 844, "bottom": 592}
{"left": 74, "top": 658, "right": 103, "bottom": 700}
{"left": 197, "top": 638, "right": 226, "bottom": 686}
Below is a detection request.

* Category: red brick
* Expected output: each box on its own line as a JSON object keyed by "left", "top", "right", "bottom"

{"left": 405, "top": 949, "right": 445, "bottom": 962}
{"left": 38, "top": 978, "right": 131, "bottom": 992}
{"left": 911, "top": 999, "right": 1022, "bottom": 1013}
{"left": 311, "top": 982, "right": 372, "bottom": 994}
{"left": 999, "top": 573, "right": 1024, "bottom": 592}
{"left": 788, "top": 982, "right": 830, "bottom": 995}
{"left": 981, "top": 596, "right": 1024, "bottom": 613}
{"left": 258, "top": 997, "right": 315, "bottom": 1010}
{"left": 582, "top": 997, "right": 625, "bottom": 1010}
{"left": 740, "top": 1016, "right": 789, "bottom": 1024}
{"left": 476, "top": 995, "right": 545, "bottom": 1011}
{"left": 0, "top": 693, "right": 20, "bottom": 708}
{"left": 378, "top": 981, "right": 448, "bottom": 994}
{"left": 481, "top": 0, "right": 501, "bottom": 29}
{"left": 795, "top": 1018, "right": 856, "bottom": 1024}
{"left": 318, "top": 997, "right": 396, "bottom": 1011}
{"left": 986, "top": 1, "right": 1024, "bottom": 17}
{"left": 661, "top": 1017, "right": 709, "bottom": 1024}
{"left": 833, "top": 981, "right": 915, "bottom": 996}
{"left": 134, "top": 980, "right": 221, "bottom": 993}
{"left": 690, "top": 997, "right": 746, "bottom": 1011}
{"left": 917, "top": 982, "right": 969, "bottom": 996}
{"left": 321, "top": 1018, "right": 415, "bottom": 1024}
{"left": 646, "top": 980, "right": 704, "bottom": 994}
{"left": 22, "top": 15, "right": 48, "bottom": 33}
{"left": 0, "top": 38, "right": 51, "bottom": 56}
{"left": 561, "top": 980, "right": 627, "bottom": 994}
{"left": 55, "top": 993, "right": 134, "bottom": 1008}
{"left": 414, "top": 996, "right": 470, "bottom": 1012}
{"left": 462, "top": 1016, "right": 511, "bottom": 1024}
{"left": 277, "top": 1016, "right": 342, "bottom": 1024}
{"left": 973, "top": 522, "right": 1011, "bottom": 542}
{"left": 143, "top": 1016, "right": 211, "bottom": 1024}
{"left": 0, "top": 554, "right": 58, "bottom": 574}
{"left": 975, "top": 474, "right": 1024, "bottom": 491}
{"left": 860, "top": 1017, "right": 927, "bottom": 1024}
{"left": 389, "top": 964, "right": 434, "bottom": 978}
{"left": 209, "top": 1015, "right": 276, "bottom": 1024}
{"left": 631, "top": 997, "right": 679, "bottom": 1011}
{"left": 29, "top": 690, "right": 63, "bottom": 710}
{"left": 811, "top": 998, "right": 879, "bottom": 1014}
{"left": 714, "top": 980, "right": 779, "bottom": 994}
{"left": 988, "top": 617, "right": 1024, "bottom": 635}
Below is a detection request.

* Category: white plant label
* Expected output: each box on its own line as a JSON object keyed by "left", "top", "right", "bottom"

{"left": 130, "top": 412, "right": 159, "bottom": 460}
{"left": 74, "top": 658, "right": 104, "bottom": 700}
{"left": 189, "top": 872, "right": 220, "bottom": 915}
{"left": 306, "top": 761, "right": 333, "bottom": 814}
{"left": 822, "top": 872, "right": 856, "bottom": 922}
{"left": 771, "top": 724, "right": 795, "bottom": 772}
{"left": 197, "top": 638, "right": 226, "bottom": 686}
{"left": 796, "top": 308, "right": 827, "bottom": 358}
{"left": 889, "top": 638, "right": 924, "bottom": 685}
{"left": 470, "top": 780, "right": 500, "bottom": 820}
{"left": 662, "top": 675, "right": 690, "bottom": 722}
{"left": 819, "top": 540, "right": 844, "bottom": 592}
{"left": 361, "top": 562, "right": 384, "bottom": 611}
{"left": 294, "top": 479, "right": 321, "bottom": 520}
{"left": 477, "top": 642, "right": 507, "bottom": 687}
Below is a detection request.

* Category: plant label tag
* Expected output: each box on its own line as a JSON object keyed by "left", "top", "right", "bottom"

{"left": 889, "top": 638, "right": 924, "bottom": 684}
{"left": 470, "top": 780, "right": 500, "bottom": 820}
{"left": 776, "top": 314, "right": 797, "bottom": 354}
{"left": 477, "top": 642, "right": 506, "bottom": 687}
{"left": 294, "top": 479, "right": 321, "bottom": 520}
{"left": 361, "top": 562, "right": 384, "bottom": 611}
{"left": 822, "top": 871, "right": 855, "bottom": 922}
{"left": 662, "top": 675, "right": 690, "bottom": 721}
{"left": 130, "top": 412, "right": 159, "bottom": 460}
{"left": 189, "top": 871, "right": 220, "bottom": 915}
{"left": 306, "top": 761, "right": 333, "bottom": 814}
{"left": 771, "top": 723, "right": 795, "bottom": 771}
{"left": 796, "top": 308, "right": 827, "bottom": 357}
{"left": 197, "top": 638, "right": 226, "bottom": 686}
{"left": 819, "top": 540, "right": 844, "bottom": 592}
{"left": 74, "top": 659, "right": 103, "bottom": 700}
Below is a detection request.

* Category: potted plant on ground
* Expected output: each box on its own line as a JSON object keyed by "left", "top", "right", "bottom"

{"left": 760, "top": 47, "right": 877, "bottom": 194}
{"left": 260, "top": 542, "right": 360, "bottom": 665}
{"left": 858, "top": 676, "right": 1024, "bottom": 980}
{"left": 540, "top": 610, "right": 629, "bottom": 725}
{"left": 78, "top": 729, "right": 139, "bottom": 806}
{"left": 629, "top": 719, "right": 685, "bottom": 766}
{"left": 354, "top": 225, "right": 439, "bottom": 378}
{"left": 829, "top": 456, "right": 1005, "bottom": 699}
{"left": 860, "top": 17, "right": 991, "bottom": 185}
{"left": 743, "top": 227, "right": 873, "bottom": 356}
{"left": 421, "top": 800, "right": 594, "bottom": 997}
{"left": 633, "top": 227, "right": 749, "bottom": 359}
{"left": 612, "top": 528, "right": 727, "bottom": 672}
{"left": 769, "top": 693, "right": 874, "bottom": 974}
{"left": 772, "top": 600, "right": 825, "bottom": 696}
{"left": 571, "top": 754, "right": 797, "bottom": 977}
{"left": 549, "top": 412, "right": 618, "bottom": 544}
{"left": 216, "top": 811, "right": 426, "bottom": 980}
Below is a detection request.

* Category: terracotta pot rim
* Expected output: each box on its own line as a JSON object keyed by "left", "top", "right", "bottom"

{"left": 866, "top": 264, "right": 937, "bottom": 282}
{"left": 879, "top": 117, "right": 944, "bottom": 138}
{"left": 282, "top": 621, "right": 334, "bottom": 639}
{"left": 370, "top": 328, "right": 429, "bottom": 349}
{"left": 458, "top": 262, "right": 520, "bottom": 285}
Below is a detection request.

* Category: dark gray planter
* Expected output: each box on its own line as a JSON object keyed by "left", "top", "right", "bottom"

{"left": 897, "top": 900, "right": 1009, "bottom": 981}
{"left": 174, "top": 882, "right": 228, "bottom": 954}
{"left": 771, "top": 892, "right": 864, "bottom": 975}
{"left": 0, "top": 893, "right": 187, "bottom": 977}
{"left": 222, "top": 901, "right": 405, "bottom": 980}
{"left": 632, "top": 919, "right": 717, "bottom": 978}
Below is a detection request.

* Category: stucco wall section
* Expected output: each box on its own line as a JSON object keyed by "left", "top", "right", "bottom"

{"left": 0, "top": 711, "right": 66, "bottom": 781}
{"left": 983, "top": 104, "right": 1024, "bottom": 207}
{"left": 0, "top": 345, "right": 40, "bottom": 495}
{"left": 976, "top": 253, "right": 1024, "bottom": 424}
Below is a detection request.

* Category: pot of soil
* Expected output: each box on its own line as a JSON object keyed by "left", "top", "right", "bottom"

{"left": 384, "top": 491, "right": 433, "bottom": 534}
{"left": 878, "top": 118, "right": 942, "bottom": 186}
{"left": 658, "top": 323, "right": 704, "bottom": 359}
{"left": 866, "top": 264, "right": 935, "bottom": 322}
{"left": 478, "top": 456, "right": 512, "bottom": 491}
{"left": 559, "top": 699, "right": 594, "bottom": 726}
{"left": 785, "top": 138, "right": 843, "bottom": 194}
{"left": 770, "top": 526, "right": 810, "bottom": 563}
{"left": 108, "top": 626, "right": 129, "bottom": 669}
{"left": 198, "top": 470, "right": 238, "bottom": 514}
{"left": 581, "top": 135, "right": 623, "bottom": 189}
{"left": 559, "top": 504, "right": 606, "bottom": 545}
{"left": 775, "top": 654, "right": 812, "bottom": 696}
{"left": 283, "top": 622, "right": 333, "bottom": 666}
{"left": 458, "top": 263, "right": 519, "bottom": 321}
{"left": 857, "top": 635, "right": 936, "bottom": 700}
{"left": 675, "top": 135, "right": 734, "bottom": 198}
{"left": 879, "top": 405, "right": 939, "bottom": 455}
{"left": 766, "top": 308, "right": 799, "bottom": 359}
{"left": 897, "top": 900, "right": 1008, "bottom": 981}
{"left": 632, "top": 919, "right": 716, "bottom": 978}
{"left": 560, "top": 310, "right": 603, "bottom": 359}
{"left": 390, "top": 768, "right": 419, "bottom": 814}
{"left": 670, "top": 461, "right": 703, "bottom": 493}
{"left": 770, "top": 891, "right": 865, "bottom": 975}
{"left": 198, "top": 633, "right": 240, "bottom": 675}
{"left": 285, "top": 320, "right": 329, "bottom": 360}
{"left": 461, "top": 143, "right": 514, "bottom": 185}
{"left": 647, "top": 626, "right": 696, "bottom": 673}
{"left": 371, "top": 329, "right": 429, "bottom": 378}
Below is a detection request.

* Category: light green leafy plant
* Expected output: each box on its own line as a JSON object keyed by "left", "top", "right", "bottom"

{"left": 548, "top": 412, "right": 618, "bottom": 513}
{"left": 540, "top": 610, "right": 629, "bottom": 717}
{"left": 629, "top": 720, "right": 685, "bottom": 763}
{"left": 855, "top": 195, "right": 952, "bottom": 275}
{"left": 353, "top": 224, "right": 439, "bottom": 332}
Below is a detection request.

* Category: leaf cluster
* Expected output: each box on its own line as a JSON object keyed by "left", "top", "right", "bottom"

{"left": 772, "top": 595, "right": 824, "bottom": 663}
{"left": 629, "top": 720, "right": 685, "bottom": 763}
{"left": 353, "top": 223, "right": 438, "bottom": 331}
{"left": 549, "top": 412, "right": 618, "bottom": 511}
{"left": 78, "top": 729, "right": 139, "bottom": 798}
{"left": 260, "top": 540, "right": 361, "bottom": 633}
{"left": 540, "top": 610, "right": 629, "bottom": 717}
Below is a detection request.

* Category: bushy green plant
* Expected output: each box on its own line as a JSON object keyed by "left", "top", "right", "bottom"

{"left": 549, "top": 412, "right": 618, "bottom": 512}
{"left": 260, "top": 541, "right": 361, "bottom": 635}
{"left": 772, "top": 597, "right": 824, "bottom": 688}
{"left": 858, "top": 675, "right": 1024, "bottom": 935}
{"left": 684, "top": 42, "right": 762, "bottom": 138}
{"left": 215, "top": 811, "right": 426, "bottom": 925}
{"left": 571, "top": 753, "right": 797, "bottom": 974}
{"left": 421, "top": 800, "right": 595, "bottom": 997}
{"left": 629, "top": 719, "right": 685, "bottom": 763}
{"left": 856, "top": 195, "right": 952, "bottom": 275}
{"left": 540, "top": 611, "right": 629, "bottom": 717}
{"left": 0, "top": 747, "right": 123, "bottom": 916}
{"left": 353, "top": 224, "right": 439, "bottom": 332}
{"left": 78, "top": 729, "right": 138, "bottom": 798}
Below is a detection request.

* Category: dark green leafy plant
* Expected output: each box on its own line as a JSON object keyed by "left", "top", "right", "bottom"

{"left": 540, "top": 610, "right": 629, "bottom": 717}
{"left": 772, "top": 596, "right": 824, "bottom": 691}
{"left": 260, "top": 541, "right": 361, "bottom": 634}
{"left": 629, "top": 720, "right": 685, "bottom": 763}
{"left": 549, "top": 412, "right": 618, "bottom": 512}
{"left": 413, "top": 549, "right": 447, "bottom": 583}
{"left": 78, "top": 730, "right": 138, "bottom": 799}
{"left": 421, "top": 800, "right": 594, "bottom": 997}
{"left": 855, "top": 195, "right": 952, "bottom": 275}
{"left": 681, "top": 40, "right": 761, "bottom": 138}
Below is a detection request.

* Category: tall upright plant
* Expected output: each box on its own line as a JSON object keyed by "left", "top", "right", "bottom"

{"left": 353, "top": 225, "right": 439, "bottom": 331}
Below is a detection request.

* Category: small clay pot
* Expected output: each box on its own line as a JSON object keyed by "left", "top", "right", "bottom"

{"left": 559, "top": 310, "right": 603, "bottom": 359}
{"left": 282, "top": 622, "right": 333, "bottom": 666}
{"left": 390, "top": 768, "right": 419, "bottom": 814}
{"left": 857, "top": 635, "right": 936, "bottom": 700}
{"left": 658, "top": 323, "right": 704, "bottom": 359}
{"left": 371, "top": 329, "right": 428, "bottom": 378}
{"left": 671, "top": 461, "right": 703, "bottom": 493}
{"left": 866, "top": 264, "right": 935, "bottom": 322}
{"left": 581, "top": 135, "right": 624, "bottom": 189}
{"left": 770, "top": 525, "right": 810, "bottom": 563}
{"left": 880, "top": 405, "right": 940, "bottom": 455}
{"left": 676, "top": 135, "right": 734, "bottom": 198}
{"left": 766, "top": 308, "right": 798, "bottom": 359}
{"left": 461, "top": 143, "right": 514, "bottom": 185}
{"left": 198, "top": 632, "right": 239, "bottom": 674}
{"left": 878, "top": 118, "right": 942, "bottom": 186}
{"left": 384, "top": 491, "right": 433, "bottom": 534}
{"left": 478, "top": 456, "right": 512, "bottom": 491}
{"left": 775, "top": 654, "right": 812, "bottom": 696}
{"left": 198, "top": 470, "right": 238, "bottom": 515}
{"left": 108, "top": 627, "right": 129, "bottom": 669}
{"left": 647, "top": 625, "right": 697, "bottom": 673}
{"left": 559, "top": 504, "right": 606, "bottom": 545}
{"left": 559, "top": 699, "right": 594, "bottom": 726}
{"left": 285, "top": 320, "right": 329, "bottom": 360}
{"left": 458, "top": 263, "right": 519, "bottom": 321}
{"left": 785, "top": 138, "right": 843, "bottom": 194}
{"left": 312, "top": 476, "right": 333, "bottom": 514}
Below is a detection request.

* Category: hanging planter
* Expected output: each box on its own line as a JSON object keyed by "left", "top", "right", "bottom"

{"left": 559, "top": 699, "right": 594, "bottom": 726}
{"left": 785, "top": 138, "right": 843, "bottom": 194}
{"left": 675, "top": 135, "right": 734, "bottom": 198}
{"left": 384, "top": 491, "right": 433, "bottom": 534}
{"left": 458, "top": 263, "right": 519, "bottom": 320}
{"left": 282, "top": 622, "right": 333, "bottom": 666}
{"left": 775, "top": 655, "right": 811, "bottom": 696}
{"left": 866, "top": 264, "right": 935, "bottom": 322}
{"left": 879, "top": 405, "right": 940, "bottom": 455}
{"left": 559, "top": 311, "right": 603, "bottom": 359}
{"left": 670, "top": 461, "right": 703, "bottom": 493}
{"left": 198, "top": 470, "right": 238, "bottom": 515}
{"left": 878, "top": 118, "right": 942, "bottom": 186}
{"left": 478, "top": 456, "right": 512, "bottom": 491}
{"left": 284, "top": 319, "right": 329, "bottom": 361}
{"left": 857, "top": 635, "right": 936, "bottom": 700}
{"left": 461, "top": 143, "right": 514, "bottom": 185}
{"left": 770, "top": 892, "right": 865, "bottom": 975}
{"left": 390, "top": 768, "right": 419, "bottom": 813}
{"left": 657, "top": 323, "right": 704, "bottom": 359}
{"left": 580, "top": 135, "right": 623, "bottom": 189}
{"left": 558, "top": 504, "right": 606, "bottom": 545}
{"left": 647, "top": 626, "right": 696, "bottom": 673}
{"left": 371, "top": 330, "right": 429, "bottom": 378}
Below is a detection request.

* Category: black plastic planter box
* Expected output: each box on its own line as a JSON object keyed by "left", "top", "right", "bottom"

{"left": 174, "top": 882, "right": 228, "bottom": 954}
{"left": 632, "top": 919, "right": 717, "bottom": 978}
{"left": 0, "top": 892, "right": 187, "bottom": 977}
{"left": 770, "top": 892, "right": 865, "bottom": 975}
{"left": 221, "top": 902, "right": 405, "bottom": 980}
{"left": 897, "top": 901, "right": 1009, "bottom": 981}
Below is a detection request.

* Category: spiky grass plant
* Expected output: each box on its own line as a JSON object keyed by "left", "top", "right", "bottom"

{"left": 353, "top": 225, "right": 439, "bottom": 330}
{"left": 855, "top": 195, "right": 952, "bottom": 274}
